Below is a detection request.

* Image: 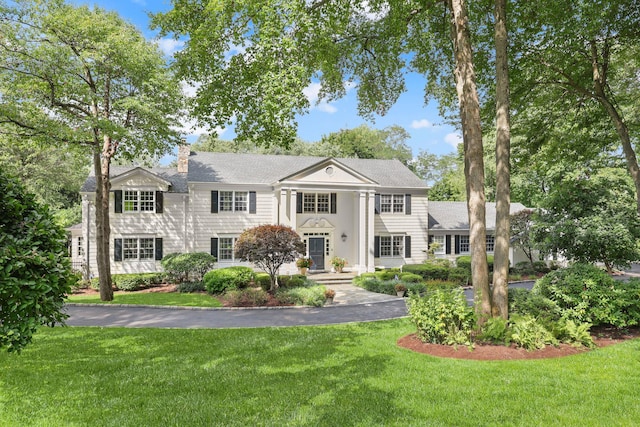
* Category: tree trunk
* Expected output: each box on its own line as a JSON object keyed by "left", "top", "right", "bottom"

{"left": 93, "top": 144, "right": 113, "bottom": 301}
{"left": 449, "top": 0, "right": 491, "bottom": 322}
{"left": 491, "top": 0, "right": 511, "bottom": 320}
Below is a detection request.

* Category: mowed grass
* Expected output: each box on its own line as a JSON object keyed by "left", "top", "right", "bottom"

{"left": 1, "top": 319, "right": 640, "bottom": 426}
{"left": 66, "top": 292, "right": 222, "bottom": 308}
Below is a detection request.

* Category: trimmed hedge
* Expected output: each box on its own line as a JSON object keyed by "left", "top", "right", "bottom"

{"left": 204, "top": 266, "right": 254, "bottom": 294}
{"left": 161, "top": 252, "right": 216, "bottom": 283}
{"left": 456, "top": 255, "right": 494, "bottom": 272}
{"left": 90, "top": 273, "right": 165, "bottom": 292}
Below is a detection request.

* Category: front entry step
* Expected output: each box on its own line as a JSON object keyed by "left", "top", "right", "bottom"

{"left": 306, "top": 271, "right": 357, "bottom": 286}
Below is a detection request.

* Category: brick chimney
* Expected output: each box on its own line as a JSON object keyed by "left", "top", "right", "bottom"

{"left": 177, "top": 141, "right": 190, "bottom": 174}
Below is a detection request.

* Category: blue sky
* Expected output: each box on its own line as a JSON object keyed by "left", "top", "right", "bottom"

{"left": 74, "top": 0, "right": 461, "bottom": 158}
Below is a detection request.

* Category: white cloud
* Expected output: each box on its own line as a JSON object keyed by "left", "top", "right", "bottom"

{"left": 411, "top": 119, "right": 433, "bottom": 129}
{"left": 303, "top": 82, "right": 338, "bottom": 114}
{"left": 155, "top": 38, "right": 185, "bottom": 56}
{"left": 444, "top": 132, "right": 463, "bottom": 148}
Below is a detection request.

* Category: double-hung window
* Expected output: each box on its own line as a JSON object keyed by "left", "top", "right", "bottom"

{"left": 124, "top": 190, "right": 155, "bottom": 212}
{"left": 431, "top": 235, "right": 445, "bottom": 254}
{"left": 303, "top": 193, "right": 331, "bottom": 213}
{"left": 380, "top": 194, "right": 405, "bottom": 213}
{"left": 220, "top": 191, "right": 248, "bottom": 212}
{"left": 459, "top": 235, "right": 470, "bottom": 253}
{"left": 123, "top": 238, "right": 155, "bottom": 260}
{"left": 486, "top": 235, "right": 495, "bottom": 252}
{"left": 219, "top": 237, "right": 237, "bottom": 261}
{"left": 380, "top": 235, "right": 405, "bottom": 257}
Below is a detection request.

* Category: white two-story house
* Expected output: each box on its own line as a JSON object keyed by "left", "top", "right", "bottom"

{"left": 71, "top": 147, "right": 431, "bottom": 276}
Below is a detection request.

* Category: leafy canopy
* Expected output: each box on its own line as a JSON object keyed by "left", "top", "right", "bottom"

{"left": 234, "top": 225, "right": 305, "bottom": 292}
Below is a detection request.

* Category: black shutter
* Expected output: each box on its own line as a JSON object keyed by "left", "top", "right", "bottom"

{"left": 405, "top": 194, "right": 412, "bottom": 215}
{"left": 330, "top": 193, "right": 337, "bottom": 214}
{"left": 446, "top": 234, "right": 452, "bottom": 254}
{"left": 249, "top": 191, "right": 256, "bottom": 214}
{"left": 374, "top": 194, "right": 381, "bottom": 214}
{"left": 296, "top": 192, "right": 303, "bottom": 213}
{"left": 211, "top": 191, "right": 218, "bottom": 213}
{"left": 428, "top": 235, "right": 434, "bottom": 244}
{"left": 114, "top": 238, "right": 123, "bottom": 262}
{"left": 405, "top": 236, "right": 411, "bottom": 258}
{"left": 114, "top": 190, "right": 123, "bottom": 213}
{"left": 211, "top": 238, "right": 219, "bottom": 259}
{"left": 155, "top": 191, "right": 163, "bottom": 213}
{"left": 455, "top": 235, "right": 460, "bottom": 254}
{"left": 374, "top": 236, "right": 380, "bottom": 258}
{"left": 155, "top": 238, "right": 163, "bottom": 260}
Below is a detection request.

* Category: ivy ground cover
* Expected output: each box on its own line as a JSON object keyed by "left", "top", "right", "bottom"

{"left": 1, "top": 319, "right": 639, "bottom": 426}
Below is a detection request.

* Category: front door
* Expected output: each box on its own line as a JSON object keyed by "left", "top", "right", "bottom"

{"left": 309, "top": 238, "right": 324, "bottom": 271}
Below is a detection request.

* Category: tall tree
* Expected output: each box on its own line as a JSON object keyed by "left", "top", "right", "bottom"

{"left": 155, "top": 0, "right": 492, "bottom": 319}
{"left": 491, "top": 0, "right": 511, "bottom": 320}
{"left": 508, "top": 0, "right": 640, "bottom": 215}
{"left": 0, "top": 0, "right": 183, "bottom": 300}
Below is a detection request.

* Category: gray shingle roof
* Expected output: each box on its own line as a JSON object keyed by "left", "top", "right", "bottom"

{"left": 187, "top": 152, "right": 427, "bottom": 189}
{"left": 81, "top": 166, "right": 188, "bottom": 193}
{"left": 428, "top": 201, "right": 529, "bottom": 231}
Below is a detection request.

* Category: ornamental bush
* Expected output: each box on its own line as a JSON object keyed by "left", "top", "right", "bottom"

{"left": 0, "top": 172, "right": 73, "bottom": 352}
{"left": 533, "top": 263, "right": 640, "bottom": 327}
{"left": 204, "top": 266, "right": 254, "bottom": 294}
{"left": 161, "top": 252, "right": 216, "bottom": 283}
{"left": 407, "top": 289, "right": 475, "bottom": 345}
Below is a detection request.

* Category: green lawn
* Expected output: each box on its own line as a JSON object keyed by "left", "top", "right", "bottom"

{"left": 1, "top": 320, "right": 639, "bottom": 426}
{"left": 66, "top": 292, "right": 222, "bottom": 308}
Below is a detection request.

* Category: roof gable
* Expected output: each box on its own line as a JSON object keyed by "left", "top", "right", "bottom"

{"left": 278, "top": 158, "right": 377, "bottom": 186}
{"left": 110, "top": 167, "right": 172, "bottom": 189}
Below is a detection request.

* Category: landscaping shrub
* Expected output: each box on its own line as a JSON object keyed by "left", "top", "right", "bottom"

{"left": 447, "top": 267, "right": 470, "bottom": 286}
{"left": 275, "top": 286, "right": 325, "bottom": 307}
{"left": 114, "top": 273, "right": 165, "bottom": 291}
{"left": 403, "top": 263, "right": 448, "bottom": 281}
{"left": 533, "top": 263, "right": 640, "bottom": 327}
{"left": 176, "top": 281, "right": 205, "bottom": 293}
{"left": 278, "top": 274, "right": 307, "bottom": 288}
{"left": 224, "top": 288, "right": 269, "bottom": 306}
{"left": 399, "top": 272, "right": 423, "bottom": 283}
{"left": 512, "top": 261, "right": 536, "bottom": 276}
{"left": 254, "top": 273, "right": 272, "bottom": 291}
{"left": 424, "top": 280, "right": 459, "bottom": 291}
{"left": 407, "top": 289, "right": 475, "bottom": 345}
{"left": 508, "top": 288, "right": 561, "bottom": 322}
{"left": 377, "top": 269, "right": 402, "bottom": 281}
{"left": 508, "top": 315, "right": 558, "bottom": 350}
{"left": 161, "top": 252, "right": 216, "bottom": 283}
{"left": 476, "top": 317, "right": 510, "bottom": 344}
{"left": 204, "top": 266, "right": 254, "bottom": 294}
{"left": 456, "top": 255, "right": 494, "bottom": 272}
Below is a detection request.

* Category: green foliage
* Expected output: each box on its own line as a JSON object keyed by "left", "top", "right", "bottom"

{"left": 447, "top": 267, "right": 471, "bottom": 286}
{"left": 456, "top": 255, "right": 494, "bottom": 272}
{"left": 254, "top": 273, "right": 272, "bottom": 291}
{"left": 277, "top": 274, "right": 307, "bottom": 289}
{"left": 533, "top": 168, "right": 640, "bottom": 271}
{"left": 234, "top": 225, "right": 305, "bottom": 291}
{"left": 534, "top": 264, "right": 640, "bottom": 327}
{"left": 176, "top": 281, "right": 206, "bottom": 293}
{"left": 398, "top": 273, "right": 423, "bottom": 283}
{"left": 508, "top": 288, "right": 562, "bottom": 322}
{"left": 161, "top": 252, "right": 217, "bottom": 283}
{"left": 114, "top": 273, "right": 165, "bottom": 292}
{"left": 407, "top": 289, "right": 475, "bottom": 346}
{"left": 224, "top": 288, "right": 269, "bottom": 307}
{"left": 555, "top": 319, "right": 595, "bottom": 349}
{"left": 204, "top": 267, "right": 255, "bottom": 294}
{"left": 403, "top": 263, "right": 449, "bottom": 281}
{"left": 477, "top": 317, "right": 510, "bottom": 344}
{"left": 0, "top": 172, "right": 72, "bottom": 352}
{"left": 275, "top": 286, "right": 326, "bottom": 307}
{"left": 508, "top": 315, "right": 558, "bottom": 351}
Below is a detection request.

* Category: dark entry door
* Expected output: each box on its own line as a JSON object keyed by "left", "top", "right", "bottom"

{"left": 309, "top": 238, "right": 324, "bottom": 271}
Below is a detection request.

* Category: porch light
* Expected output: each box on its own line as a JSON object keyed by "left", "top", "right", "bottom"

{"left": 341, "top": 232, "right": 347, "bottom": 242}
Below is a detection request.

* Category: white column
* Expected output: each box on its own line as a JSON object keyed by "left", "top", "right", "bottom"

{"left": 280, "top": 189, "right": 288, "bottom": 225}
{"left": 289, "top": 189, "right": 297, "bottom": 230}
{"left": 368, "top": 191, "right": 376, "bottom": 272}
{"left": 358, "top": 191, "right": 367, "bottom": 274}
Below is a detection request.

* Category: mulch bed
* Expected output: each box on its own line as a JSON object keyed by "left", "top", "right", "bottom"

{"left": 397, "top": 326, "right": 640, "bottom": 361}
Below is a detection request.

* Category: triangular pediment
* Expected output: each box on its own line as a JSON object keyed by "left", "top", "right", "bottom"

{"left": 111, "top": 167, "right": 171, "bottom": 190}
{"left": 278, "top": 158, "right": 378, "bottom": 187}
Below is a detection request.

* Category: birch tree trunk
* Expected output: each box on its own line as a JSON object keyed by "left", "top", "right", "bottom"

{"left": 491, "top": 0, "right": 511, "bottom": 319}
{"left": 449, "top": 0, "right": 491, "bottom": 321}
